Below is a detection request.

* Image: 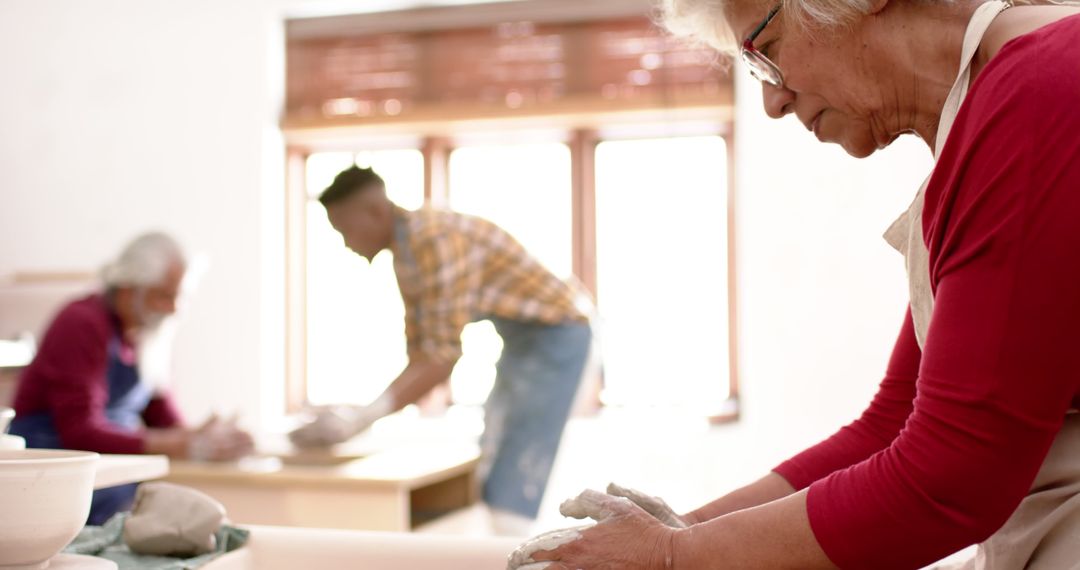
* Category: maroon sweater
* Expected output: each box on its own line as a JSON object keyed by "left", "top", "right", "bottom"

{"left": 12, "top": 294, "right": 183, "bottom": 454}
{"left": 774, "top": 15, "right": 1080, "bottom": 569}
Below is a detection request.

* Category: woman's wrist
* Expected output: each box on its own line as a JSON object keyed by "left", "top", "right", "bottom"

{"left": 670, "top": 524, "right": 704, "bottom": 569}
{"left": 684, "top": 472, "right": 798, "bottom": 525}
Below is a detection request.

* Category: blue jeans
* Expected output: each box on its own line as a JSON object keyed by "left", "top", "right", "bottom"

{"left": 480, "top": 318, "right": 592, "bottom": 518}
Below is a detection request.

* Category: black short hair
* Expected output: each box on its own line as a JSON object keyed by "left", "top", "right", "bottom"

{"left": 318, "top": 165, "right": 385, "bottom": 207}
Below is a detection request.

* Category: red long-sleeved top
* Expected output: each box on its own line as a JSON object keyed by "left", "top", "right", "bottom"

{"left": 774, "top": 15, "right": 1080, "bottom": 568}
{"left": 12, "top": 294, "right": 183, "bottom": 454}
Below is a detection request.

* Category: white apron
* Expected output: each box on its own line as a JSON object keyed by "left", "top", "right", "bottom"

{"left": 884, "top": 3, "right": 1080, "bottom": 568}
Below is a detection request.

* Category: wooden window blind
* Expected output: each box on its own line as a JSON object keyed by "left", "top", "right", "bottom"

{"left": 285, "top": 15, "right": 732, "bottom": 127}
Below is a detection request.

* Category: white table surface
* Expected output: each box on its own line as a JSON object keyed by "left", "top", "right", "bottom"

{"left": 93, "top": 454, "right": 169, "bottom": 490}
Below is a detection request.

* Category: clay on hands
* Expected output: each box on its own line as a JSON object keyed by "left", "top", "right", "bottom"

{"left": 605, "top": 483, "right": 688, "bottom": 528}
{"left": 506, "top": 526, "right": 588, "bottom": 569}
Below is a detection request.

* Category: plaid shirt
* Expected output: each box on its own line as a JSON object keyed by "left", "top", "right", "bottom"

{"left": 391, "top": 205, "right": 587, "bottom": 363}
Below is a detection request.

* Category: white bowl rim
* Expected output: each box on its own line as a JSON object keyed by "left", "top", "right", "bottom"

{"left": 0, "top": 449, "right": 99, "bottom": 464}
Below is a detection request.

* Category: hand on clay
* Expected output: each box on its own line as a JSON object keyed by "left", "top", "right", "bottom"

{"left": 507, "top": 489, "right": 679, "bottom": 570}
{"left": 287, "top": 404, "right": 379, "bottom": 448}
{"left": 507, "top": 525, "right": 592, "bottom": 570}
{"left": 187, "top": 415, "right": 255, "bottom": 461}
{"left": 605, "top": 482, "right": 689, "bottom": 528}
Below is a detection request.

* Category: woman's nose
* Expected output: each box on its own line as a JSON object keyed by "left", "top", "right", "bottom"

{"left": 762, "top": 81, "right": 795, "bottom": 119}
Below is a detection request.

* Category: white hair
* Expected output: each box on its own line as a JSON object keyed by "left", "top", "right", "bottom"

{"left": 661, "top": 0, "right": 740, "bottom": 55}
{"left": 101, "top": 232, "right": 186, "bottom": 289}
{"left": 659, "top": 0, "right": 874, "bottom": 55}
{"left": 660, "top": 0, "right": 1079, "bottom": 55}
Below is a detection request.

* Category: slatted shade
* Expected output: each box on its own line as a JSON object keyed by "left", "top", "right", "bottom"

{"left": 285, "top": 16, "right": 732, "bottom": 125}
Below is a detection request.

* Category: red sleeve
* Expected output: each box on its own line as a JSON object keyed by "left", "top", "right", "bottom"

{"left": 141, "top": 392, "right": 184, "bottom": 428}
{"left": 36, "top": 304, "right": 146, "bottom": 454}
{"left": 806, "top": 23, "right": 1080, "bottom": 569}
{"left": 774, "top": 309, "right": 919, "bottom": 489}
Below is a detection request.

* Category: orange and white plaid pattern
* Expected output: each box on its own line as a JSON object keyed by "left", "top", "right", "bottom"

{"left": 391, "top": 205, "right": 587, "bottom": 362}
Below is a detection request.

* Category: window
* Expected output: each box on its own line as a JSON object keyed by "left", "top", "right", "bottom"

{"left": 448, "top": 142, "right": 573, "bottom": 279}
{"left": 594, "top": 136, "right": 731, "bottom": 412}
{"left": 293, "top": 133, "right": 733, "bottom": 414}
{"left": 285, "top": 3, "right": 737, "bottom": 417}
{"left": 303, "top": 149, "right": 424, "bottom": 405}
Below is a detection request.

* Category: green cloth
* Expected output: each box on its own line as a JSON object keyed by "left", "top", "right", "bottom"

{"left": 65, "top": 513, "right": 249, "bottom": 570}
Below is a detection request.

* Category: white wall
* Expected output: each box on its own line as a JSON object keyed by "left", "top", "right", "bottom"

{"left": 0, "top": 0, "right": 934, "bottom": 495}
{"left": 0, "top": 0, "right": 286, "bottom": 429}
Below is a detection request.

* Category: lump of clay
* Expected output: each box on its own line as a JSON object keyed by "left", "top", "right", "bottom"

{"left": 123, "top": 482, "right": 226, "bottom": 556}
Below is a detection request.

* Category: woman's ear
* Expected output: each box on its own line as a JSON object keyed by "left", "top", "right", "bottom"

{"left": 868, "top": 0, "right": 889, "bottom": 16}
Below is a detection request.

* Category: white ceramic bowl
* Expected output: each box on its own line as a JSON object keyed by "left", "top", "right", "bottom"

{"left": 0, "top": 449, "right": 99, "bottom": 569}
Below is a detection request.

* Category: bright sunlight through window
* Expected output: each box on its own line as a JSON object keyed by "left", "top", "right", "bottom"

{"left": 301, "top": 136, "right": 730, "bottom": 414}
{"left": 304, "top": 150, "right": 424, "bottom": 405}
{"left": 595, "top": 136, "right": 730, "bottom": 412}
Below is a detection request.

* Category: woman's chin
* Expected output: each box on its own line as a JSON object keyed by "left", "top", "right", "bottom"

{"left": 844, "top": 145, "right": 876, "bottom": 158}
{"left": 838, "top": 134, "right": 880, "bottom": 159}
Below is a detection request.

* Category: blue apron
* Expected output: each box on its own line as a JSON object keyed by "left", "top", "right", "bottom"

{"left": 10, "top": 337, "right": 153, "bottom": 525}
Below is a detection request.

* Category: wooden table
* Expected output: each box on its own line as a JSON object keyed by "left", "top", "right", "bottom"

{"left": 162, "top": 443, "right": 480, "bottom": 532}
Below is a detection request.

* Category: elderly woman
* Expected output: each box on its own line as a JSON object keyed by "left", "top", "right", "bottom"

{"left": 510, "top": 0, "right": 1080, "bottom": 568}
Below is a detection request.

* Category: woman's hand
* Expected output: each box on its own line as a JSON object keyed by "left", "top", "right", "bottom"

{"left": 605, "top": 482, "right": 689, "bottom": 528}
{"left": 508, "top": 489, "right": 679, "bottom": 570}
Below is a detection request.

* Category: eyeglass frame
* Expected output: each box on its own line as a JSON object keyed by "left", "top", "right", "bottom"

{"left": 741, "top": 3, "right": 784, "bottom": 87}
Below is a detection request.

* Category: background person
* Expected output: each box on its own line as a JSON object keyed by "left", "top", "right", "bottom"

{"left": 10, "top": 232, "right": 254, "bottom": 524}
{"left": 289, "top": 166, "right": 593, "bottom": 533}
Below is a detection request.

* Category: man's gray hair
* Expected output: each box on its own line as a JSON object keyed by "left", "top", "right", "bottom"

{"left": 101, "top": 232, "right": 186, "bottom": 289}
{"left": 661, "top": 0, "right": 1078, "bottom": 55}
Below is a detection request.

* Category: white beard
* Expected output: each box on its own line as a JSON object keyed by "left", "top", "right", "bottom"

{"left": 135, "top": 316, "right": 177, "bottom": 391}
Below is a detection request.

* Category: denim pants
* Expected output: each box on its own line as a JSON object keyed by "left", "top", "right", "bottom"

{"left": 479, "top": 317, "right": 592, "bottom": 519}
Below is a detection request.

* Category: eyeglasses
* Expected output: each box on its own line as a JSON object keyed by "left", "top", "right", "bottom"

{"left": 741, "top": 3, "right": 784, "bottom": 87}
